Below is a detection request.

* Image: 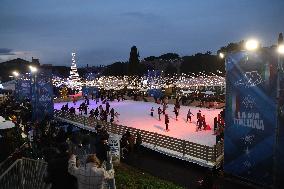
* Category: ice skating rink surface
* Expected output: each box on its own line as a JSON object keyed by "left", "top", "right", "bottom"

{"left": 54, "top": 99, "right": 221, "bottom": 147}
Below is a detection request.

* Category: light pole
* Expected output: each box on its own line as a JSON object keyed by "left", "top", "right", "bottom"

{"left": 12, "top": 71, "right": 20, "bottom": 101}
{"left": 275, "top": 43, "right": 284, "bottom": 188}
{"left": 29, "top": 65, "right": 38, "bottom": 121}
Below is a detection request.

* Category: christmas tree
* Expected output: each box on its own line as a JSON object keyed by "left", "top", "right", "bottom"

{"left": 69, "top": 52, "right": 81, "bottom": 93}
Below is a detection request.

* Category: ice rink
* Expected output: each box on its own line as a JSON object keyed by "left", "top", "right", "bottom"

{"left": 54, "top": 99, "right": 221, "bottom": 147}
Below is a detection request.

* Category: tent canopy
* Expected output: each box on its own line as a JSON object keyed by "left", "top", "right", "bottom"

{"left": 0, "top": 116, "right": 15, "bottom": 130}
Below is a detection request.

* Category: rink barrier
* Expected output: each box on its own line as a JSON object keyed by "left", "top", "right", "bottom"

{"left": 54, "top": 110, "right": 224, "bottom": 168}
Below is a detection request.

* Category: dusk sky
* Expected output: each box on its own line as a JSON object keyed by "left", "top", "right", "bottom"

{"left": 0, "top": 0, "right": 283, "bottom": 66}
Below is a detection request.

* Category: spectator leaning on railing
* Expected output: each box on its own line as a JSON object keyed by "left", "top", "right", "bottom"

{"left": 68, "top": 154, "right": 114, "bottom": 189}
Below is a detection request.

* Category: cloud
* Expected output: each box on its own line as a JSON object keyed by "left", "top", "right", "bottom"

{"left": 0, "top": 48, "right": 15, "bottom": 55}
{"left": 0, "top": 48, "right": 31, "bottom": 63}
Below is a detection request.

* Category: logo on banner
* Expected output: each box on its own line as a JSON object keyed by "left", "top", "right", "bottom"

{"left": 235, "top": 71, "right": 263, "bottom": 88}
{"left": 242, "top": 95, "right": 255, "bottom": 109}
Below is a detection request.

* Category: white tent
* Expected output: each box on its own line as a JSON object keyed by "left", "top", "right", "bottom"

{"left": 202, "top": 91, "right": 215, "bottom": 95}
{"left": 181, "top": 90, "right": 194, "bottom": 94}
{"left": 0, "top": 116, "right": 15, "bottom": 130}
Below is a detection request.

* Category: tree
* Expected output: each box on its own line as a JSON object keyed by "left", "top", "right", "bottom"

{"left": 144, "top": 56, "right": 157, "bottom": 61}
{"left": 217, "top": 40, "right": 245, "bottom": 54}
{"left": 103, "top": 62, "right": 128, "bottom": 76}
{"left": 159, "top": 53, "right": 180, "bottom": 60}
{"left": 165, "top": 63, "right": 177, "bottom": 75}
{"left": 128, "top": 46, "right": 140, "bottom": 75}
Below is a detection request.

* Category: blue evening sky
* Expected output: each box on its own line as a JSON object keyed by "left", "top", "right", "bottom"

{"left": 0, "top": 0, "right": 283, "bottom": 66}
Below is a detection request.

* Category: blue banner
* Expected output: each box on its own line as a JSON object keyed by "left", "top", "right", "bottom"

{"left": 275, "top": 57, "right": 284, "bottom": 188}
{"left": 15, "top": 74, "right": 31, "bottom": 101}
{"left": 224, "top": 49, "right": 278, "bottom": 186}
{"left": 148, "top": 89, "right": 163, "bottom": 99}
{"left": 82, "top": 86, "right": 99, "bottom": 96}
{"left": 31, "top": 69, "right": 54, "bottom": 121}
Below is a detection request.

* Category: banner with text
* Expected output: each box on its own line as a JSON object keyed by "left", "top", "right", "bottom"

{"left": 31, "top": 70, "right": 54, "bottom": 121}
{"left": 15, "top": 74, "right": 31, "bottom": 101}
{"left": 224, "top": 50, "right": 278, "bottom": 186}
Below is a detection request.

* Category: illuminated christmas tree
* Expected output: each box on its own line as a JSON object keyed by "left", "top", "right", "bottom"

{"left": 69, "top": 52, "right": 81, "bottom": 93}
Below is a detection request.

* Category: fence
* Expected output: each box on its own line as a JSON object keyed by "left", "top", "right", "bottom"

{"left": 0, "top": 142, "right": 28, "bottom": 177}
{"left": 0, "top": 158, "right": 51, "bottom": 189}
{"left": 54, "top": 110, "right": 224, "bottom": 168}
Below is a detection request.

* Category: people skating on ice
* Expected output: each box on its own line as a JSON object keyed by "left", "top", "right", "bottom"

{"left": 158, "top": 107, "right": 162, "bottom": 121}
{"left": 162, "top": 103, "right": 168, "bottom": 115}
{"left": 150, "top": 107, "right": 154, "bottom": 117}
{"left": 106, "top": 101, "right": 110, "bottom": 114}
{"left": 197, "top": 110, "right": 201, "bottom": 120}
{"left": 84, "top": 104, "right": 88, "bottom": 115}
{"left": 202, "top": 115, "right": 206, "bottom": 129}
{"left": 173, "top": 106, "right": 179, "bottom": 121}
{"left": 94, "top": 107, "right": 99, "bottom": 119}
{"left": 114, "top": 111, "right": 120, "bottom": 122}
{"left": 174, "top": 101, "right": 180, "bottom": 113}
{"left": 186, "top": 109, "right": 194, "bottom": 123}
{"left": 89, "top": 109, "right": 94, "bottom": 117}
{"left": 110, "top": 108, "right": 115, "bottom": 120}
{"left": 99, "top": 105, "right": 103, "bottom": 114}
{"left": 165, "top": 114, "right": 170, "bottom": 132}
{"left": 196, "top": 117, "right": 203, "bottom": 132}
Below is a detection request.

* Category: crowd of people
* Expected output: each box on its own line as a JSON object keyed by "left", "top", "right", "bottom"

{"left": 61, "top": 95, "right": 121, "bottom": 124}
{"left": 0, "top": 93, "right": 118, "bottom": 189}
{"left": 148, "top": 97, "right": 225, "bottom": 140}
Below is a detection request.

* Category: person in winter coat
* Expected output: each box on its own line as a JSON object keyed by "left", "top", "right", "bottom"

{"left": 68, "top": 154, "right": 114, "bottom": 189}
{"left": 150, "top": 107, "right": 154, "bottom": 117}
{"left": 173, "top": 107, "right": 179, "bottom": 121}
{"left": 186, "top": 109, "right": 194, "bottom": 122}
{"left": 165, "top": 114, "right": 169, "bottom": 131}
{"left": 157, "top": 107, "right": 162, "bottom": 121}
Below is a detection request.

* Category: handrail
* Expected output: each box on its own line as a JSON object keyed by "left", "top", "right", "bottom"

{"left": 0, "top": 158, "right": 51, "bottom": 189}
{"left": 0, "top": 142, "right": 28, "bottom": 176}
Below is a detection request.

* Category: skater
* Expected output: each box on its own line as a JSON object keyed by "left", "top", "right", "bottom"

{"left": 202, "top": 115, "right": 207, "bottom": 130}
{"left": 150, "top": 107, "right": 154, "bottom": 117}
{"left": 196, "top": 117, "right": 203, "bottom": 132}
{"left": 173, "top": 106, "right": 179, "bottom": 121}
{"left": 158, "top": 107, "right": 162, "bottom": 121}
{"left": 114, "top": 111, "right": 120, "bottom": 122}
{"left": 78, "top": 104, "right": 83, "bottom": 115}
{"left": 106, "top": 101, "right": 110, "bottom": 114}
{"left": 84, "top": 104, "right": 88, "bottom": 115}
{"left": 165, "top": 114, "right": 169, "bottom": 131}
{"left": 94, "top": 107, "right": 99, "bottom": 119}
{"left": 214, "top": 116, "right": 218, "bottom": 132}
{"left": 110, "top": 108, "right": 115, "bottom": 120}
{"left": 89, "top": 109, "right": 94, "bottom": 117}
{"left": 162, "top": 103, "right": 167, "bottom": 115}
{"left": 186, "top": 109, "right": 194, "bottom": 122}
{"left": 99, "top": 105, "right": 103, "bottom": 114}
{"left": 197, "top": 110, "right": 201, "bottom": 120}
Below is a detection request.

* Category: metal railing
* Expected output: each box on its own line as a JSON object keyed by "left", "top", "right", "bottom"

{"left": 0, "top": 142, "right": 28, "bottom": 177}
{"left": 0, "top": 158, "right": 51, "bottom": 189}
{"left": 54, "top": 110, "right": 224, "bottom": 168}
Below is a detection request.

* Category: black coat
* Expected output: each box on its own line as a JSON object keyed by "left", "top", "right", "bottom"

{"left": 47, "top": 152, "right": 77, "bottom": 189}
